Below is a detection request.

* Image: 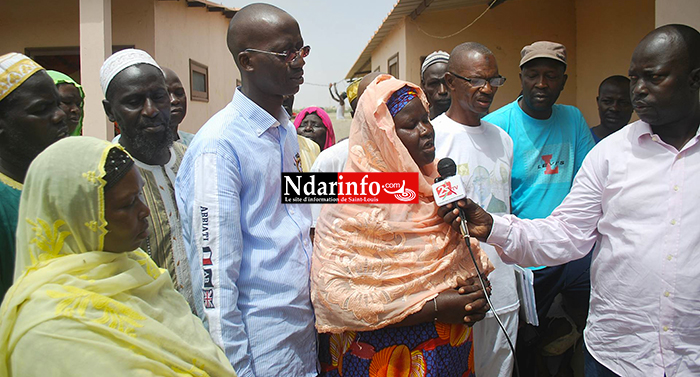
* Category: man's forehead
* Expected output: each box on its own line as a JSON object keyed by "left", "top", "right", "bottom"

{"left": 632, "top": 33, "right": 686, "bottom": 68}
{"left": 112, "top": 65, "right": 165, "bottom": 91}
{"left": 11, "top": 71, "right": 56, "bottom": 101}
{"left": 600, "top": 83, "right": 629, "bottom": 95}
{"left": 424, "top": 63, "right": 448, "bottom": 78}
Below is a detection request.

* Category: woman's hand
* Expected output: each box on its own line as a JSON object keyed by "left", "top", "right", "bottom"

{"left": 436, "top": 277, "right": 491, "bottom": 326}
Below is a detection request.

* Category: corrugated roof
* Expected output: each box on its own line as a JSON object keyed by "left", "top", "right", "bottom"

{"left": 345, "top": 0, "right": 498, "bottom": 78}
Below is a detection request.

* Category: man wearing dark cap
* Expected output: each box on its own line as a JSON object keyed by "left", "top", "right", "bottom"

{"left": 591, "top": 75, "right": 633, "bottom": 142}
{"left": 0, "top": 53, "right": 68, "bottom": 300}
{"left": 484, "top": 41, "right": 596, "bottom": 373}
{"left": 421, "top": 50, "right": 451, "bottom": 119}
{"left": 442, "top": 24, "right": 700, "bottom": 376}
{"left": 175, "top": 4, "right": 316, "bottom": 376}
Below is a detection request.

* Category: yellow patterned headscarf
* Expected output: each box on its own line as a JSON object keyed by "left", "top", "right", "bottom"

{"left": 0, "top": 52, "right": 43, "bottom": 103}
{"left": 346, "top": 78, "right": 361, "bottom": 104}
{"left": 0, "top": 137, "right": 236, "bottom": 376}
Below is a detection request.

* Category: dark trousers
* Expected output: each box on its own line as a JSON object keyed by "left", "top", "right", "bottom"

{"left": 515, "top": 253, "right": 592, "bottom": 376}
{"left": 533, "top": 252, "right": 592, "bottom": 322}
{"left": 584, "top": 345, "right": 619, "bottom": 377}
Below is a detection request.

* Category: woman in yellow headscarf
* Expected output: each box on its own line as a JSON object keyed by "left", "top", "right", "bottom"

{"left": 0, "top": 137, "right": 236, "bottom": 376}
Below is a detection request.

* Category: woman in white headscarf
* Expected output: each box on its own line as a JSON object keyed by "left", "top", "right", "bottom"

{"left": 0, "top": 137, "right": 236, "bottom": 376}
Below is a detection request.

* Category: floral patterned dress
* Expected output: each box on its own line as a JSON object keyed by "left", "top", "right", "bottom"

{"left": 319, "top": 321, "right": 476, "bottom": 377}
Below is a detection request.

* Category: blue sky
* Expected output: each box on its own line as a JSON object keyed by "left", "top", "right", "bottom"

{"left": 220, "top": 0, "right": 397, "bottom": 109}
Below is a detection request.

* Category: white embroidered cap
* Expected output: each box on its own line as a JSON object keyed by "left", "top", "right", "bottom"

{"left": 0, "top": 52, "right": 44, "bottom": 102}
{"left": 100, "top": 49, "right": 163, "bottom": 96}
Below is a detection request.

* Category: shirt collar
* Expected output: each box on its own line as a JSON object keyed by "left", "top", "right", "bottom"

{"left": 0, "top": 171, "right": 22, "bottom": 191}
{"left": 634, "top": 119, "right": 700, "bottom": 138}
{"left": 634, "top": 119, "right": 700, "bottom": 149}
{"left": 632, "top": 120, "right": 654, "bottom": 141}
{"left": 232, "top": 88, "right": 289, "bottom": 137}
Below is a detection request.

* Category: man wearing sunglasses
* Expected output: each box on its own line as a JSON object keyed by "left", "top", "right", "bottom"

{"left": 433, "top": 42, "right": 518, "bottom": 377}
{"left": 483, "top": 41, "right": 596, "bottom": 375}
{"left": 175, "top": 4, "right": 316, "bottom": 377}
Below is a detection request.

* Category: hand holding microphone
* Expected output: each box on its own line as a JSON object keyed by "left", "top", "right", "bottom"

{"left": 432, "top": 158, "right": 493, "bottom": 242}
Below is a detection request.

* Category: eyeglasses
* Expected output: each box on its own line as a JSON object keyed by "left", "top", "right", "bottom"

{"left": 448, "top": 71, "right": 506, "bottom": 88}
{"left": 245, "top": 45, "right": 310, "bottom": 64}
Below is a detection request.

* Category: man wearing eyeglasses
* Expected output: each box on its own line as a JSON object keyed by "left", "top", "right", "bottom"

{"left": 175, "top": 4, "right": 316, "bottom": 377}
{"left": 432, "top": 42, "right": 518, "bottom": 377}
{"left": 483, "top": 41, "right": 596, "bottom": 374}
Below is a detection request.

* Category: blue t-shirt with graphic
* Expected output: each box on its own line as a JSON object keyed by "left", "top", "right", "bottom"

{"left": 484, "top": 98, "right": 595, "bottom": 220}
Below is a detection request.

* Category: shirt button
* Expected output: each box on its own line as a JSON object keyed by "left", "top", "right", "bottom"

{"left": 667, "top": 254, "right": 673, "bottom": 261}
{"left": 290, "top": 208, "right": 295, "bottom": 215}
{"left": 671, "top": 219, "right": 677, "bottom": 225}
{"left": 663, "top": 326, "right": 669, "bottom": 332}
{"left": 664, "top": 291, "right": 670, "bottom": 297}
{"left": 673, "top": 185, "right": 680, "bottom": 191}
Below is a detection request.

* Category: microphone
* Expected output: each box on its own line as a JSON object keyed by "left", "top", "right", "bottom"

{"left": 432, "top": 157, "right": 469, "bottom": 237}
{"left": 432, "top": 157, "right": 521, "bottom": 377}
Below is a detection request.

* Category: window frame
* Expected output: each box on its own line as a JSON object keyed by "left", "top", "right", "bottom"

{"left": 189, "top": 58, "right": 209, "bottom": 102}
{"left": 387, "top": 53, "right": 399, "bottom": 79}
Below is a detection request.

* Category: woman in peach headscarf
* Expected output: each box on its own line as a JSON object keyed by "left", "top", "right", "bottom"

{"left": 311, "top": 75, "right": 493, "bottom": 377}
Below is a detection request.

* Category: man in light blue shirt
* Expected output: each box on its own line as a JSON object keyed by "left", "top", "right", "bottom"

{"left": 175, "top": 4, "right": 316, "bottom": 376}
{"left": 484, "top": 41, "right": 595, "bottom": 374}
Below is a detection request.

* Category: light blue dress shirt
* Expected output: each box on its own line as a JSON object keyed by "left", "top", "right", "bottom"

{"left": 175, "top": 89, "right": 317, "bottom": 377}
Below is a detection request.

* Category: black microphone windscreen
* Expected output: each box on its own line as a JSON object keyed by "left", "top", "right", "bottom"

{"left": 437, "top": 157, "right": 457, "bottom": 178}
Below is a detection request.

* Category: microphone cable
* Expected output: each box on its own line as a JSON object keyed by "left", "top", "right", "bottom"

{"left": 459, "top": 213, "right": 521, "bottom": 377}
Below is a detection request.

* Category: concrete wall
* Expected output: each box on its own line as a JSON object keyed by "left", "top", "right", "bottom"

{"left": 576, "top": 0, "right": 655, "bottom": 126}
{"left": 400, "top": 0, "right": 579, "bottom": 115}
{"left": 370, "top": 18, "right": 408, "bottom": 79}
{"left": 0, "top": 0, "right": 155, "bottom": 134}
{"left": 366, "top": 0, "right": 658, "bottom": 126}
{"left": 113, "top": 0, "right": 156, "bottom": 56}
{"left": 656, "top": 0, "right": 700, "bottom": 30}
{"left": 154, "top": 1, "right": 238, "bottom": 134}
{"left": 0, "top": 0, "right": 155, "bottom": 68}
{"left": 0, "top": 0, "right": 80, "bottom": 53}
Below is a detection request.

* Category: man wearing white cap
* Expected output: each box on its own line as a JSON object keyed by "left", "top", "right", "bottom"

{"left": 100, "top": 48, "right": 194, "bottom": 310}
{"left": 484, "top": 41, "right": 595, "bottom": 373}
{"left": 0, "top": 53, "right": 68, "bottom": 300}
{"left": 421, "top": 50, "right": 451, "bottom": 119}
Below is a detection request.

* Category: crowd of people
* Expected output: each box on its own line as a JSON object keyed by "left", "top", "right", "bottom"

{"left": 0, "top": 2, "right": 698, "bottom": 377}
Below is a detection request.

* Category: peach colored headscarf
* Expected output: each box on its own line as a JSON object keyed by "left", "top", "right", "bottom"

{"left": 311, "top": 75, "right": 492, "bottom": 334}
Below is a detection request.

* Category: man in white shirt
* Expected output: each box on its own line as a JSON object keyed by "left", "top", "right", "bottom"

{"left": 433, "top": 42, "right": 518, "bottom": 377}
{"left": 439, "top": 24, "right": 700, "bottom": 376}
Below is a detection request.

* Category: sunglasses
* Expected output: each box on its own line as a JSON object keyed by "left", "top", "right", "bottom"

{"left": 449, "top": 71, "right": 506, "bottom": 88}
{"left": 245, "top": 45, "right": 311, "bottom": 64}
